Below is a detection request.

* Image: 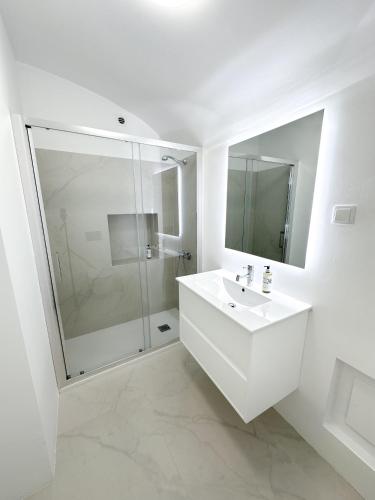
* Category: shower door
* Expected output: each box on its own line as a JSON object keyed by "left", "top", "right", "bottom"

{"left": 29, "top": 127, "right": 150, "bottom": 378}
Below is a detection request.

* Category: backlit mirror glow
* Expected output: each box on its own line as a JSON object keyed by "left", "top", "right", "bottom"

{"left": 151, "top": 0, "right": 198, "bottom": 8}
{"left": 225, "top": 111, "right": 324, "bottom": 269}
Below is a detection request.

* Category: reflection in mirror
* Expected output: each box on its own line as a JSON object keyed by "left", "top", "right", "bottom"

{"left": 225, "top": 111, "right": 324, "bottom": 268}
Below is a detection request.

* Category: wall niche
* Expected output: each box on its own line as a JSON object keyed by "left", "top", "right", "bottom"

{"left": 107, "top": 213, "right": 158, "bottom": 266}
{"left": 324, "top": 359, "right": 375, "bottom": 470}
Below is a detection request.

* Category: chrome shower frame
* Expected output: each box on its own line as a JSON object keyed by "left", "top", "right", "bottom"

{"left": 12, "top": 115, "right": 203, "bottom": 388}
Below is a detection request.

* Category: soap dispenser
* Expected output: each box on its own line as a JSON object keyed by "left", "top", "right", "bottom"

{"left": 146, "top": 244, "right": 152, "bottom": 259}
{"left": 262, "top": 265, "right": 272, "bottom": 293}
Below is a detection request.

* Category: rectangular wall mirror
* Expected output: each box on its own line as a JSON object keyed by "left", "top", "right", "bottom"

{"left": 225, "top": 110, "right": 324, "bottom": 268}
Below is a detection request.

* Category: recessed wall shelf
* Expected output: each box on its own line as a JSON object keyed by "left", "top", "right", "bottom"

{"left": 324, "top": 359, "right": 375, "bottom": 470}
{"left": 107, "top": 213, "right": 158, "bottom": 266}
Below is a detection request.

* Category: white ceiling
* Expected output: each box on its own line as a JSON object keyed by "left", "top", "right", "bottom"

{"left": 1, "top": 0, "right": 375, "bottom": 145}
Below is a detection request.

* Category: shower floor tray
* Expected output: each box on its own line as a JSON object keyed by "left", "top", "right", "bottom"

{"left": 65, "top": 308, "right": 179, "bottom": 376}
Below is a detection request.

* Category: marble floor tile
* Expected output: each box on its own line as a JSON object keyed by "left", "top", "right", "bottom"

{"left": 29, "top": 343, "right": 362, "bottom": 500}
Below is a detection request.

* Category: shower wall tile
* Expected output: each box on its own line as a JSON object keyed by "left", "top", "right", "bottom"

{"left": 36, "top": 149, "right": 197, "bottom": 340}
{"left": 142, "top": 152, "right": 197, "bottom": 316}
{"left": 181, "top": 154, "right": 197, "bottom": 276}
{"left": 107, "top": 213, "right": 139, "bottom": 264}
{"left": 36, "top": 149, "right": 143, "bottom": 339}
{"left": 146, "top": 258, "right": 178, "bottom": 314}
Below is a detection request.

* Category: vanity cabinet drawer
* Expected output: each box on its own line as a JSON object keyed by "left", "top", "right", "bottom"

{"left": 179, "top": 285, "right": 251, "bottom": 374}
{"left": 180, "top": 311, "right": 249, "bottom": 419}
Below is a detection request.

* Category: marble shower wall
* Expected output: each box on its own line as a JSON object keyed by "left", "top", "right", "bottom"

{"left": 36, "top": 148, "right": 197, "bottom": 340}
{"left": 142, "top": 152, "right": 197, "bottom": 315}
{"left": 180, "top": 153, "right": 197, "bottom": 277}
{"left": 36, "top": 149, "right": 144, "bottom": 339}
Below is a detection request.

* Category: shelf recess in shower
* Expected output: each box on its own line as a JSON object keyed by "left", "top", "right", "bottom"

{"left": 107, "top": 212, "right": 158, "bottom": 266}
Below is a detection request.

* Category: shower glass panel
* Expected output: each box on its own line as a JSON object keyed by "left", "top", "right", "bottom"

{"left": 139, "top": 144, "right": 197, "bottom": 347}
{"left": 30, "top": 128, "right": 148, "bottom": 377}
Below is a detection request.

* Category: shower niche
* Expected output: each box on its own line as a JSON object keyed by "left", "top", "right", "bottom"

{"left": 108, "top": 213, "right": 158, "bottom": 266}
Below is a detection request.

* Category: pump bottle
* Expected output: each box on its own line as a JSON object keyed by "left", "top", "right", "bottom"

{"left": 262, "top": 265, "right": 272, "bottom": 293}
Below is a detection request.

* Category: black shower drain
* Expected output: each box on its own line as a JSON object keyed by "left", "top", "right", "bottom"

{"left": 158, "top": 324, "right": 171, "bottom": 333}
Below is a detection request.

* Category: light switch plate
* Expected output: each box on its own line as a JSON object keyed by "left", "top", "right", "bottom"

{"left": 332, "top": 205, "right": 357, "bottom": 225}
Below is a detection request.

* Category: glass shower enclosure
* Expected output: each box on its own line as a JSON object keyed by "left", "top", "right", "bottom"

{"left": 28, "top": 126, "right": 197, "bottom": 379}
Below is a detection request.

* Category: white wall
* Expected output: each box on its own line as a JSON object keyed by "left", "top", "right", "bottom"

{"left": 202, "top": 76, "right": 375, "bottom": 499}
{"left": 0, "top": 17, "right": 59, "bottom": 500}
{"left": 17, "top": 63, "right": 159, "bottom": 139}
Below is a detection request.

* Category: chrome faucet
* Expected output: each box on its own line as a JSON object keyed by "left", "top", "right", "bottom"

{"left": 236, "top": 265, "right": 254, "bottom": 286}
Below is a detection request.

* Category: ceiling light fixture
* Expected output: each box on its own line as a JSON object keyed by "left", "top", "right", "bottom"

{"left": 151, "top": 0, "right": 202, "bottom": 9}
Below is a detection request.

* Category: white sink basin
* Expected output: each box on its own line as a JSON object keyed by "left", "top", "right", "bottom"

{"left": 222, "top": 277, "right": 271, "bottom": 307}
{"left": 178, "top": 269, "right": 309, "bottom": 332}
{"left": 176, "top": 269, "right": 311, "bottom": 423}
{"left": 190, "top": 272, "right": 270, "bottom": 308}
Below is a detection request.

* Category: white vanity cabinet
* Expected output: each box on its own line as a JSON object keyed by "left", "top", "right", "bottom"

{"left": 177, "top": 269, "right": 311, "bottom": 423}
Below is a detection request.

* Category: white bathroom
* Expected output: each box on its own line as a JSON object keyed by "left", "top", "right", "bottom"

{"left": 0, "top": 1, "right": 374, "bottom": 499}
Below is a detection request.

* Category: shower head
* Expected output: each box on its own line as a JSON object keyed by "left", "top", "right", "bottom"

{"left": 161, "top": 155, "right": 187, "bottom": 167}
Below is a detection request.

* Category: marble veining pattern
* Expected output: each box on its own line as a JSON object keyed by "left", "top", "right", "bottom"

{"left": 29, "top": 343, "right": 362, "bottom": 500}
{"left": 35, "top": 149, "right": 197, "bottom": 342}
